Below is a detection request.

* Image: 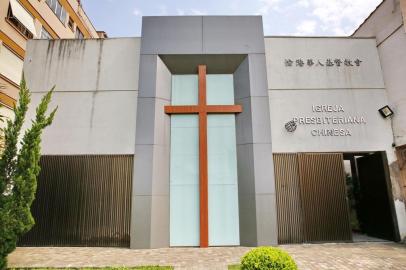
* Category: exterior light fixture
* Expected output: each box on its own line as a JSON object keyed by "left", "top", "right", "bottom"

{"left": 378, "top": 105, "right": 394, "bottom": 118}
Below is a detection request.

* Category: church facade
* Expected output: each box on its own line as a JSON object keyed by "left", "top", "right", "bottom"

{"left": 19, "top": 12, "right": 406, "bottom": 248}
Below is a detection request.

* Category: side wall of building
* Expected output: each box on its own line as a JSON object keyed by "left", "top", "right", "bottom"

{"left": 0, "top": 0, "right": 102, "bottom": 120}
{"left": 23, "top": 38, "right": 140, "bottom": 155}
{"left": 353, "top": 0, "right": 406, "bottom": 240}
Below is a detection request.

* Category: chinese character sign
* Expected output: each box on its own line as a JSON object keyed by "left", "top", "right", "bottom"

{"left": 284, "top": 58, "right": 362, "bottom": 67}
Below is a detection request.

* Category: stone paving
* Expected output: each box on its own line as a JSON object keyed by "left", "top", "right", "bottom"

{"left": 7, "top": 242, "right": 406, "bottom": 270}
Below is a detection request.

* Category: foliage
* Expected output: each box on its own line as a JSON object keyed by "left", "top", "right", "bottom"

{"left": 240, "top": 247, "right": 298, "bottom": 270}
{"left": 0, "top": 76, "right": 57, "bottom": 270}
{"left": 9, "top": 266, "right": 173, "bottom": 270}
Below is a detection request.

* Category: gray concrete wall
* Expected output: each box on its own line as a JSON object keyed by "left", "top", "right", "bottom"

{"left": 131, "top": 56, "right": 171, "bottom": 248}
{"left": 132, "top": 16, "right": 277, "bottom": 248}
{"left": 353, "top": 0, "right": 406, "bottom": 147}
{"left": 23, "top": 38, "right": 140, "bottom": 155}
{"left": 353, "top": 0, "right": 406, "bottom": 239}
{"left": 265, "top": 36, "right": 406, "bottom": 239}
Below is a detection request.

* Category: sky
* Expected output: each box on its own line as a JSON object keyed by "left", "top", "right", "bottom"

{"left": 81, "top": 0, "right": 383, "bottom": 37}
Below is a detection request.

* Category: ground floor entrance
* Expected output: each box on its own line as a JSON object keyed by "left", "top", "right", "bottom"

{"left": 274, "top": 152, "right": 400, "bottom": 244}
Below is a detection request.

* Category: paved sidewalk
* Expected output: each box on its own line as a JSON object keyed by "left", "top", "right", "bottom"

{"left": 8, "top": 242, "right": 406, "bottom": 270}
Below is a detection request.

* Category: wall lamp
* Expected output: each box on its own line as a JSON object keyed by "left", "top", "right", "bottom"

{"left": 378, "top": 105, "right": 394, "bottom": 118}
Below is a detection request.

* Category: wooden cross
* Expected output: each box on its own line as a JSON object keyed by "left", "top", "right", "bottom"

{"left": 165, "top": 65, "right": 242, "bottom": 247}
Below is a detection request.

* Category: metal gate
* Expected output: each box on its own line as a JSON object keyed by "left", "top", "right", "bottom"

{"left": 274, "top": 153, "right": 352, "bottom": 244}
{"left": 19, "top": 155, "right": 133, "bottom": 247}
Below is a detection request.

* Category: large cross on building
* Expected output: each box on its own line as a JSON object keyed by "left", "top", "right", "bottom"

{"left": 165, "top": 65, "right": 242, "bottom": 247}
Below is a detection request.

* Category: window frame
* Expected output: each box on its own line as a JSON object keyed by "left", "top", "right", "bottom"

{"left": 75, "top": 28, "right": 84, "bottom": 39}
{"left": 40, "top": 27, "right": 52, "bottom": 39}
{"left": 45, "top": 0, "right": 68, "bottom": 25}
{"left": 6, "top": 4, "right": 34, "bottom": 39}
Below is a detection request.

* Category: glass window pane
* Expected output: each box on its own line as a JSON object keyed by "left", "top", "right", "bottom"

{"left": 60, "top": 8, "right": 66, "bottom": 23}
{"left": 171, "top": 75, "right": 198, "bottom": 105}
{"left": 55, "top": 2, "right": 61, "bottom": 18}
{"left": 208, "top": 114, "right": 240, "bottom": 246}
{"left": 170, "top": 115, "right": 200, "bottom": 246}
{"left": 51, "top": 0, "right": 57, "bottom": 13}
{"left": 207, "top": 74, "right": 234, "bottom": 105}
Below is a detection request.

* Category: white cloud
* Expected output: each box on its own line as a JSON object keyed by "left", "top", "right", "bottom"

{"left": 258, "top": 0, "right": 281, "bottom": 14}
{"left": 294, "top": 20, "right": 317, "bottom": 35}
{"left": 176, "top": 8, "right": 185, "bottom": 15}
{"left": 158, "top": 4, "right": 168, "bottom": 15}
{"left": 297, "top": 0, "right": 310, "bottom": 8}
{"left": 190, "top": 9, "right": 206, "bottom": 15}
{"left": 307, "top": 0, "right": 381, "bottom": 35}
{"left": 175, "top": 8, "right": 206, "bottom": 16}
{"left": 133, "top": 8, "right": 142, "bottom": 16}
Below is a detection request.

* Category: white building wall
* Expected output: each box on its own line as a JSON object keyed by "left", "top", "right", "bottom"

{"left": 265, "top": 36, "right": 406, "bottom": 239}
{"left": 353, "top": 0, "right": 406, "bottom": 240}
{"left": 23, "top": 38, "right": 140, "bottom": 155}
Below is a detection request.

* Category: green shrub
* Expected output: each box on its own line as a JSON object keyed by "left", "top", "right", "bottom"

{"left": 0, "top": 76, "right": 57, "bottom": 270}
{"left": 240, "top": 247, "right": 297, "bottom": 270}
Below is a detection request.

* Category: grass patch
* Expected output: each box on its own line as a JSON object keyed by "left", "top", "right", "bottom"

{"left": 10, "top": 267, "right": 173, "bottom": 270}
{"left": 228, "top": 265, "right": 241, "bottom": 270}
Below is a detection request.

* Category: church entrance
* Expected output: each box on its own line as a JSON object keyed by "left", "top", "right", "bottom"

{"left": 167, "top": 65, "right": 241, "bottom": 247}
{"left": 274, "top": 152, "right": 400, "bottom": 244}
{"left": 344, "top": 152, "right": 400, "bottom": 242}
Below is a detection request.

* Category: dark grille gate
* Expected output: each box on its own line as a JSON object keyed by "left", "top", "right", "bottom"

{"left": 19, "top": 155, "right": 133, "bottom": 247}
{"left": 274, "top": 153, "right": 352, "bottom": 244}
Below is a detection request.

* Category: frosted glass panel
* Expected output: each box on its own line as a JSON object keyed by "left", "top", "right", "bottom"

{"left": 207, "top": 75, "right": 234, "bottom": 105}
{"left": 170, "top": 115, "right": 199, "bottom": 246}
{"left": 208, "top": 114, "right": 240, "bottom": 246}
{"left": 170, "top": 74, "right": 239, "bottom": 247}
{"left": 172, "top": 75, "right": 198, "bottom": 105}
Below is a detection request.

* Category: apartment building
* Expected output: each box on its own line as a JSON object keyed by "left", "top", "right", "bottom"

{"left": 0, "top": 0, "right": 103, "bottom": 119}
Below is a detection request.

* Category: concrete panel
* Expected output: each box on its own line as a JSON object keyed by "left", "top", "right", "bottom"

{"left": 156, "top": 57, "right": 172, "bottom": 100}
{"left": 265, "top": 37, "right": 385, "bottom": 90}
{"left": 392, "top": 99, "right": 406, "bottom": 146}
{"left": 247, "top": 54, "right": 268, "bottom": 97}
{"left": 160, "top": 54, "right": 247, "bottom": 74}
{"left": 134, "top": 97, "right": 156, "bottom": 145}
{"left": 150, "top": 195, "right": 170, "bottom": 247}
{"left": 23, "top": 90, "right": 137, "bottom": 155}
{"left": 253, "top": 143, "right": 275, "bottom": 194}
{"left": 353, "top": 0, "right": 403, "bottom": 39}
{"left": 255, "top": 193, "right": 278, "bottom": 245}
{"left": 235, "top": 97, "right": 253, "bottom": 145}
{"left": 233, "top": 57, "right": 250, "bottom": 100}
{"left": 130, "top": 195, "right": 152, "bottom": 249}
{"left": 141, "top": 16, "right": 203, "bottom": 54}
{"left": 133, "top": 145, "right": 154, "bottom": 196}
{"left": 153, "top": 98, "right": 171, "bottom": 146}
{"left": 151, "top": 145, "right": 170, "bottom": 196}
{"left": 203, "top": 16, "right": 265, "bottom": 54}
{"left": 137, "top": 55, "right": 157, "bottom": 98}
{"left": 251, "top": 97, "right": 272, "bottom": 144}
{"left": 98, "top": 38, "right": 141, "bottom": 91}
{"left": 376, "top": 27, "right": 406, "bottom": 146}
{"left": 238, "top": 193, "right": 257, "bottom": 246}
{"left": 236, "top": 144, "right": 256, "bottom": 195}
{"left": 25, "top": 38, "right": 140, "bottom": 92}
{"left": 269, "top": 89, "right": 394, "bottom": 153}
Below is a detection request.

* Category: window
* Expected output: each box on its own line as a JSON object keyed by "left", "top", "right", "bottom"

{"left": 0, "top": 44, "right": 24, "bottom": 85}
{"left": 46, "top": 0, "right": 67, "bottom": 24}
{"left": 68, "top": 16, "right": 74, "bottom": 31}
{"left": 40, "top": 27, "right": 52, "bottom": 39}
{"left": 6, "top": 0, "right": 36, "bottom": 39}
{"left": 75, "top": 28, "right": 84, "bottom": 39}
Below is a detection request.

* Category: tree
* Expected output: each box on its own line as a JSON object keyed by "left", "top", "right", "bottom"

{"left": 0, "top": 76, "right": 57, "bottom": 269}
